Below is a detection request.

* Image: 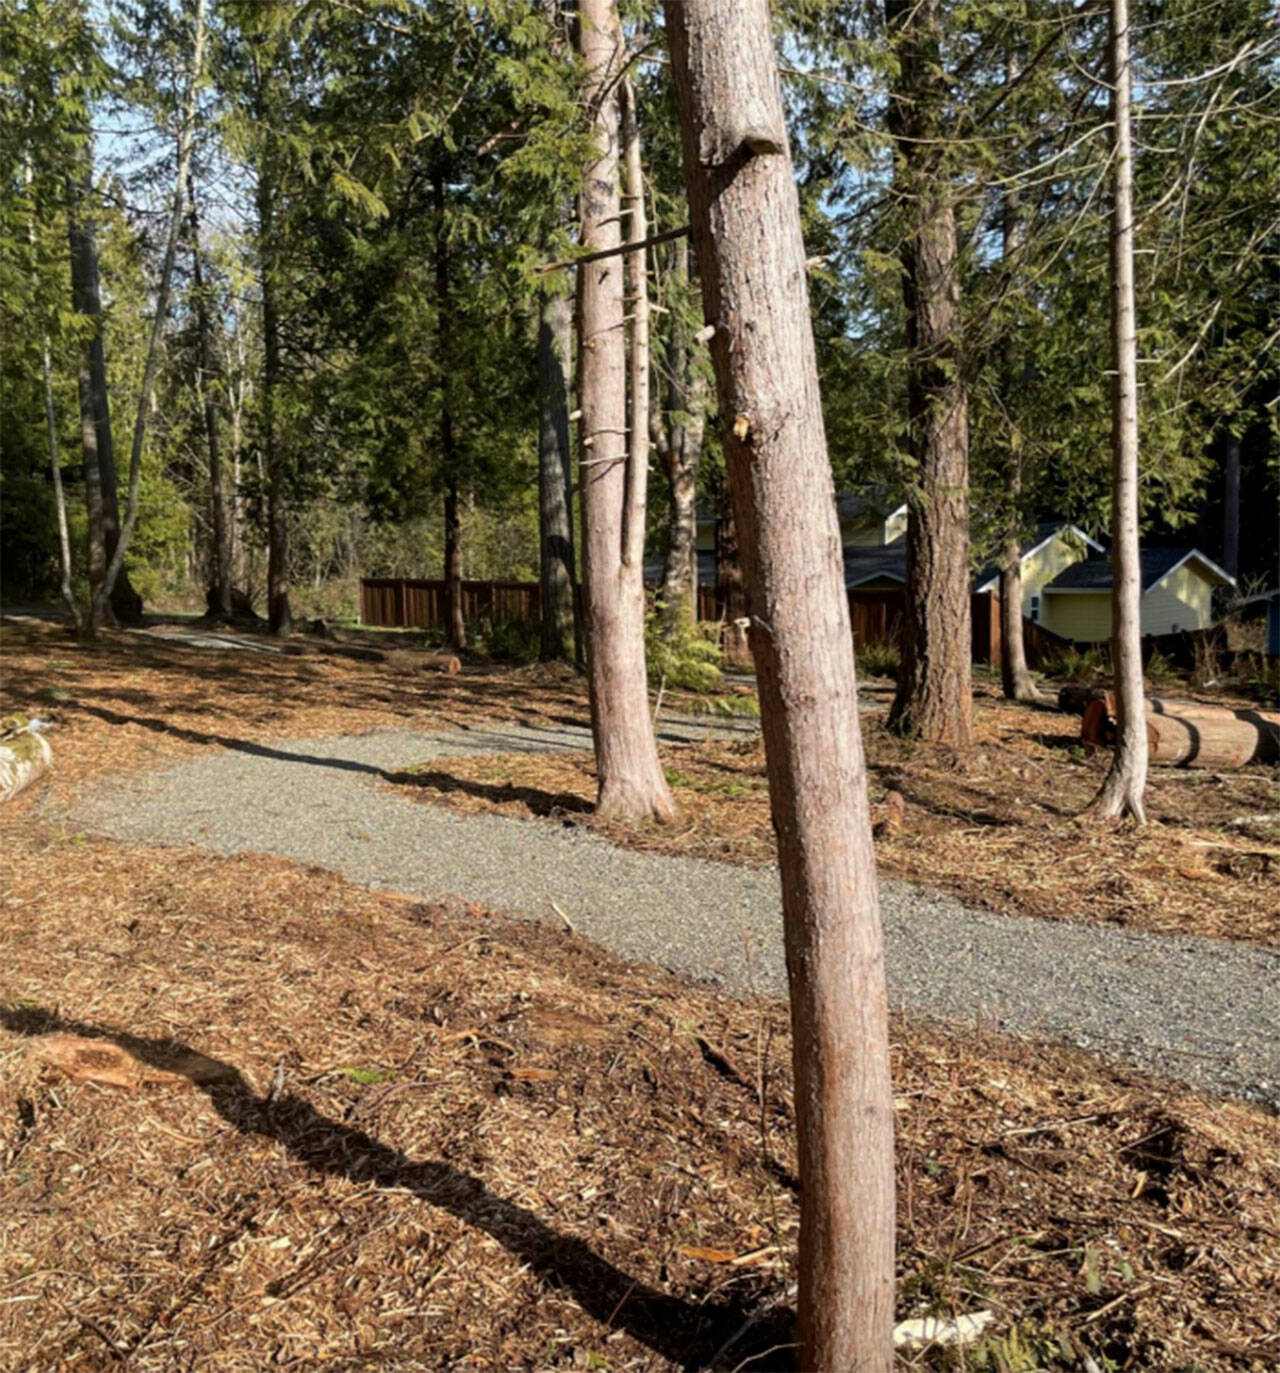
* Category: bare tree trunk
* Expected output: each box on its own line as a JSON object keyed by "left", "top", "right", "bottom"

{"left": 95, "top": 0, "right": 206, "bottom": 634}
{"left": 1222, "top": 432, "right": 1240, "bottom": 580}
{"left": 66, "top": 169, "right": 122, "bottom": 629}
{"left": 654, "top": 237, "right": 706, "bottom": 633}
{"left": 664, "top": 3, "right": 895, "bottom": 1367}
{"left": 620, "top": 76, "right": 651, "bottom": 602}
{"left": 433, "top": 165, "right": 466, "bottom": 651}
{"left": 1094, "top": 0, "right": 1148, "bottom": 821}
{"left": 29, "top": 160, "right": 79, "bottom": 630}
{"left": 885, "top": 0, "right": 972, "bottom": 748}
{"left": 578, "top": 0, "right": 675, "bottom": 823}
{"left": 538, "top": 285, "right": 578, "bottom": 661}
{"left": 189, "top": 176, "right": 231, "bottom": 621}
{"left": 41, "top": 338, "right": 80, "bottom": 631}
{"left": 996, "top": 52, "right": 1039, "bottom": 705}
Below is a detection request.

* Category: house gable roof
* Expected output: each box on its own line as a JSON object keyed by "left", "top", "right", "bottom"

{"left": 1043, "top": 547, "right": 1237, "bottom": 594}
{"left": 973, "top": 523, "right": 1103, "bottom": 593}
{"left": 843, "top": 541, "right": 908, "bottom": 588}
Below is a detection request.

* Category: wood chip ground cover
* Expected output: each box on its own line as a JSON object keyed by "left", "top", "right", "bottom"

{"left": 3, "top": 836, "right": 1279, "bottom": 1371}
{"left": 3, "top": 620, "right": 1278, "bottom": 1368}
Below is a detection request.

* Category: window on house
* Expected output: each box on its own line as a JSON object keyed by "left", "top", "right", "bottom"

{"left": 1030, "top": 595, "right": 1041, "bottom": 623}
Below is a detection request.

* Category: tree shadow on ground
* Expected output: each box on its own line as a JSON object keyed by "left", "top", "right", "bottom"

{"left": 1, "top": 1004, "right": 795, "bottom": 1371}
{"left": 386, "top": 768, "right": 594, "bottom": 817}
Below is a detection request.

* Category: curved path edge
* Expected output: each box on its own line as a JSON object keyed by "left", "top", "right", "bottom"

{"left": 65, "top": 721, "right": 1280, "bottom": 1109}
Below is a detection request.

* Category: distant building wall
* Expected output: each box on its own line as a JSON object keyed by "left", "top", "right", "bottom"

{"left": 1042, "top": 590, "right": 1112, "bottom": 642}
{"left": 1141, "top": 562, "right": 1213, "bottom": 635}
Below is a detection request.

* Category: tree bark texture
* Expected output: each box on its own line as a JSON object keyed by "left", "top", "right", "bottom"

{"left": 664, "top": 3, "right": 896, "bottom": 1368}
{"left": 1094, "top": 0, "right": 1149, "bottom": 821}
{"left": 654, "top": 237, "right": 707, "bottom": 632}
{"left": 538, "top": 286, "right": 578, "bottom": 661}
{"left": 190, "top": 177, "right": 231, "bottom": 621}
{"left": 578, "top": 0, "right": 675, "bottom": 823}
{"left": 885, "top": 0, "right": 973, "bottom": 747}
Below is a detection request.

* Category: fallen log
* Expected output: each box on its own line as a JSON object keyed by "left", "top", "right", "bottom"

{"left": 1079, "top": 697, "right": 1280, "bottom": 767}
{"left": 0, "top": 717, "right": 52, "bottom": 801}
{"left": 423, "top": 651, "right": 462, "bottom": 675}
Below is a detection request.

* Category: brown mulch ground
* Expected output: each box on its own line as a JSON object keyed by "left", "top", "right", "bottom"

{"left": 3, "top": 836, "right": 1278, "bottom": 1372}
{"left": 3, "top": 617, "right": 1279, "bottom": 1368}
{"left": 392, "top": 683, "right": 1280, "bottom": 950}
{"left": 0, "top": 617, "right": 588, "bottom": 801}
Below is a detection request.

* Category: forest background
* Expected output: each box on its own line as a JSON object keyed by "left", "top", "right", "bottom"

{"left": 1, "top": 0, "right": 1277, "bottom": 634}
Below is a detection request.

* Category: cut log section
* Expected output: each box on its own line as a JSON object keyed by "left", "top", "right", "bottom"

{"left": 422, "top": 651, "right": 462, "bottom": 675}
{"left": 0, "top": 721, "right": 52, "bottom": 801}
{"left": 1079, "top": 696, "right": 1280, "bottom": 768}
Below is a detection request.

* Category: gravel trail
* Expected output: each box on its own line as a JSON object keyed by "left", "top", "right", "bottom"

{"left": 70, "top": 722, "right": 1280, "bottom": 1108}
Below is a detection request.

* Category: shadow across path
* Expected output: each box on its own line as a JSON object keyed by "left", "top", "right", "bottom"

{"left": 2, "top": 1005, "right": 793, "bottom": 1371}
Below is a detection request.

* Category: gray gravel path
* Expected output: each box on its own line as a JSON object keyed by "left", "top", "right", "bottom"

{"left": 68, "top": 722, "right": 1280, "bottom": 1109}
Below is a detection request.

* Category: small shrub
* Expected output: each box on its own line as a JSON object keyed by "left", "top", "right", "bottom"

{"left": 856, "top": 640, "right": 901, "bottom": 680}
{"left": 1143, "top": 648, "right": 1177, "bottom": 687}
{"left": 646, "top": 609, "right": 723, "bottom": 692}
{"left": 1040, "top": 644, "right": 1106, "bottom": 682}
{"left": 479, "top": 617, "right": 540, "bottom": 664}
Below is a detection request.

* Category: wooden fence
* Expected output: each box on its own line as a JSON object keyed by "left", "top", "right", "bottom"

{"left": 360, "top": 576, "right": 1062, "bottom": 668}
{"left": 361, "top": 578, "right": 541, "bottom": 630}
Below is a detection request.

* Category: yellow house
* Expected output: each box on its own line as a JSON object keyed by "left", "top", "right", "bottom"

{"left": 1040, "top": 548, "right": 1236, "bottom": 642}
{"left": 974, "top": 524, "right": 1102, "bottom": 621}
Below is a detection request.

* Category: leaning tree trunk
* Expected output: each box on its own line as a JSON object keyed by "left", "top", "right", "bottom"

{"left": 885, "top": 0, "right": 973, "bottom": 748}
{"left": 1094, "top": 0, "right": 1148, "bottom": 821}
{"left": 190, "top": 175, "right": 231, "bottom": 621}
{"left": 655, "top": 237, "right": 706, "bottom": 633}
{"left": 538, "top": 284, "right": 578, "bottom": 661}
{"left": 577, "top": 0, "right": 675, "bottom": 823}
{"left": 664, "top": 3, "right": 896, "bottom": 1367}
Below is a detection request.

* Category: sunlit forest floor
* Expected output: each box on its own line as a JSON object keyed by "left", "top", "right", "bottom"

{"left": 2, "top": 616, "right": 1278, "bottom": 1369}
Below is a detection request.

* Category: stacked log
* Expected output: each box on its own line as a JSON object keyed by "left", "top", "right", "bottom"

{"left": 1078, "top": 694, "right": 1280, "bottom": 769}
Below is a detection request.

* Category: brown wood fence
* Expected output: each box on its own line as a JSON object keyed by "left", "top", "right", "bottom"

{"left": 361, "top": 576, "right": 1063, "bottom": 669}
{"left": 361, "top": 578, "right": 541, "bottom": 630}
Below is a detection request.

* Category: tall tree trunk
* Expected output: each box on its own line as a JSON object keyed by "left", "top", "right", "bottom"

{"left": 190, "top": 176, "right": 231, "bottom": 620}
{"left": 66, "top": 168, "right": 132, "bottom": 628}
{"left": 655, "top": 237, "right": 706, "bottom": 633}
{"left": 1222, "top": 432, "right": 1240, "bottom": 580}
{"left": 885, "top": 0, "right": 972, "bottom": 748}
{"left": 1094, "top": 0, "right": 1148, "bottom": 821}
{"left": 578, "top": 0, "right": 675, "bottom": 823}
{"left": 41, "top": 337, "right": 80, "bottom": 631}
{"left": 664, "top": 4, "right": 895, "bottom": 1368}
{"left": 997, "top": 51, "right": 1040, "bottom": 704}
{"left": 620, "top": 77, "right": 651, "bottom": 609}
{"left": 30, "top": 161, "right": 79, "bottom": 630}
{"left": 258, "top": 151, "right": 290, "bottom": 635}
{"left": 538, "top": 285, "right": 578, "bottom": 661}
{"left": 433, "top": 166, "right": 466, "bottom": 651}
